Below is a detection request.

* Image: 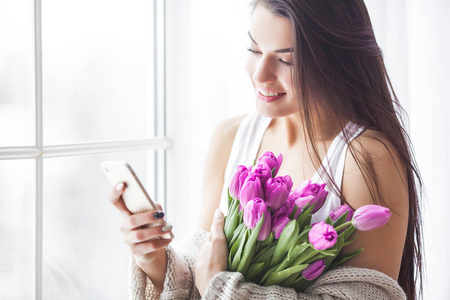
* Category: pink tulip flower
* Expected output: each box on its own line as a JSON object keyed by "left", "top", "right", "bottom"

{"left": 352, "top": 205, "right": 391, "bottom": 231}
{"left": 271, "top": 205, "right": 292, "bottom": 239}
{"left": 329, "top": 205, "right": 354, "bottom": 222}
{"left": 229, "top": 165, "right": 250, "bottom": 199}
{"left": 288, "top": 180, "right": 328, "bottom": 215}
{"left": 239, "top": 174, "right": 264, "bottom": 209}
{"left": 308, "top": 221, "right": 338, "bottom": 250}
{"left": 243, "top": 198, "right": 272, "bottom": 241}
{"left": 264, "top": 175, "right": 293, "bottom": 210}
{"left": 302, "top": 259, "right": 326, "bottom": 281}
{"left": 258, "top": 151, "right": 283, "bottom": 177}
{"left": 249, "top": 161, "right": 272, "bottom": 186}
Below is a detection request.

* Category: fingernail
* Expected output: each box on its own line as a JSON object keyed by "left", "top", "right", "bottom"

{"left": 162, "top": 224, "right": 173, "bottom": 232}
{"left": 153, "top": 211, "right": 165, "bottom": 219}
{"left": 214, "top": 209, "right": 222, "bottom": 219}
{"left": 116, "top": 183, "right": 124, "bottom": 191}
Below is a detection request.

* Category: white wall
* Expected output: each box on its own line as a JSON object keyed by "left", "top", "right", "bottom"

{"left": 405, "top": 1, "right": 450, "bottom": 298}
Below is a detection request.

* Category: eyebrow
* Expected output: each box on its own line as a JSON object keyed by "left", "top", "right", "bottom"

{"left": 247, "top": 31, "right": 294, "bottom": 53}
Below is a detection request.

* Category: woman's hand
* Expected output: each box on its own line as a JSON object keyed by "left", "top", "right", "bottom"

{"left": 194, "top": 209, "right": 228, "bottom": 296}
{"left": 108, "top": 183, "right": 173, "bottom": 292}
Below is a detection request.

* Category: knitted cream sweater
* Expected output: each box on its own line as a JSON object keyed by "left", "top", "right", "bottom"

{"left": 129, "top": 228, "right": 406, "bottom": 300}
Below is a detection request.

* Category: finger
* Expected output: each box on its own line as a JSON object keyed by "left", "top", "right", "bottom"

{"left": 130, "top": 237, "right": 173, "bottom": 256}
{"left": 210, "top": 209, "right": 225, "bottom": 238}
{"left": 108, "top": 183, "right": 132, "bottom": 216}
{"left": 124, "top": 223, "right": 173, "bottom": 244}
{"left": 125, "top": 210, "right": 166, "bottom": 229}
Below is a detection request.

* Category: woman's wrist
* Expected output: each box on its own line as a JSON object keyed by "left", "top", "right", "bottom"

{"left": 135, "top": 248, "right": 168, "bottom": 293}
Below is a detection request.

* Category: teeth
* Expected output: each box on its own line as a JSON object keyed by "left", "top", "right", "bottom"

{"left": 259, "top": 90, "right": 283, "bottom": 97}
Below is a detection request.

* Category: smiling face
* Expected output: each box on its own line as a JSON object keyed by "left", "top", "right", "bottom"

{"left": 245, "top": 5, "right": 297, "bottom": 118}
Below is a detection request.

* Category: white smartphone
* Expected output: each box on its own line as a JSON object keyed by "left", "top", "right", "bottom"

{"left": 102, "top": 161, "right": 172, "bottom": 239}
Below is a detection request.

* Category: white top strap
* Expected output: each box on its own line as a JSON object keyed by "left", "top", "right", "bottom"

{"left": 311, "top": 122, "right": 366, "bottom": 222}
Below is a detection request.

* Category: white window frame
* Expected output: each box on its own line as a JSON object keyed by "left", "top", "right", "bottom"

{"left": 0, "top": 1, "right": 169, "bottom": 299}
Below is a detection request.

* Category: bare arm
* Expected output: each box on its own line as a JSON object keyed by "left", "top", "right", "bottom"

{"left": 198, "top": 115, "right": 246, "bottom": 231}
{"left": 341, "top": 130, "right": 409, "bottom": 280}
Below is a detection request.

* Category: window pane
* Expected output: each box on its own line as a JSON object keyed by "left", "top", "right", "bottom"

{"left": 0, "top": 0, "right": 35, "bottom": 147}
{"left": 42, "top": 0, "right": 155, "bottom": 145}
{"left": 43, "top": 151, "right": 154, "bottom": 299}
{"left": 0, "top": 159, "right": 35, "bottom": 299}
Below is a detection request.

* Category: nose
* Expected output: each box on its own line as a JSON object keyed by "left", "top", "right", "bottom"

{"left": 252, "top": 56, "right": 277, "bottom": 85}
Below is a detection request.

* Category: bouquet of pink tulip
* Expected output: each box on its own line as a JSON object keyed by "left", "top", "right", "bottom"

{"left": 224, "top": 151, "right": 391, "bottom": 291}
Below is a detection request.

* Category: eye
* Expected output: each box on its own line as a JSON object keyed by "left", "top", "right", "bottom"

{"left": 279, "top": 59, "right": 292, "bottom": 66}
{"left": 247, "top": 47, "right": 261, "bottom": 54}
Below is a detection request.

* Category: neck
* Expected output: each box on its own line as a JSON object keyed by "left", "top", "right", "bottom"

{"left": 271, "top": 112, "right": 344, "bottom": 147}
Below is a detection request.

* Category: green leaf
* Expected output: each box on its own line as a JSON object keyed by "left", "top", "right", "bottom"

{"left": 280, "top": 272, "right": 300, "bottom": 287}
{"left": 313, "top": 248, "right": 337, "bottom": 257}
{"left": 228, "top": 235, "right": 243, "bottom": 268}
{"left": 245, "top": 261, "right": 266, "bottom": 282}
{"left": 259, "top": 264, "right": 279, "bottom": 285}
{"left": 229, "top": 223, "right": 246, "bottom": 247}
{"left": 342, "top": 225, "right": 357, "bottom": 241}
{"left": 227, "top": 188, "right": 233, "bottom": 211}
{"left": 303, "top": 248, "right": 337, "bottom": 265}
{"left": 289, "top": 205, "right": 299, "bottom": 219}
{"left": 332, "top": 211, "right": 349, "bottom": 228}
{"left": 252, "top": 242, "right": 277, "bottom": 263}
{"left": 292, "top": 276, "right": 315, "bottom": 292}
{"left": 297, "top": 226, "right": 312, "bottom": 244}
{"left": 238, "top": 210, "right": 244, "bottom": 223}
{"left": 343, "top": 234, "right": 358, "bottom": 247}
{"left": 300, "top": 216, "right": 312, "bottom": 233}
{"left": 319, "top": 233, "right": 346, "bottom": 277}
{"left": 287, "top": 243, "right": 310, "bottom": 262}
{"left": 329, "top": 248, "right": 364, "bottom": 270}
{"left": 296, "top": 204, "right": 315, "bottom": 231}
{"left": 334, "top": 221, "right": 353, "bottom": 233}
{"left": 336, "top": 233, "right": 345, "bottom": 250}
{"left": 230, "top": 229, "right": 249, "bottom": 271}
{"left": 325, "top": 216, "right": 333, "bottom": 225}
{"left": 271, "top": 220, "right": 299, "bottom": 267}
{"left": 263, "top": 264, "right": 308, "bottom": 286}
{"left": 224, "top": 198, "right": 240, "bottom": 242}
{"left": 303, "top": 253, "right": 327, "bottom": 265}
{"left": 275, "top": 243, "right": 310, "bottom": 272}
{"left": 237, "top": 214, "right": 265, "bottom": 274}
{"left": 290, "top": 247, "right": 315, "bottom": 266}
{"left": 255, "top": 240, "right": 261, "bottom": 254}
{"left": 260, "top": 232, "right": 274, "bottom": 248}
{"left": 271, "top": 166, "right": 276, "bottom": 178}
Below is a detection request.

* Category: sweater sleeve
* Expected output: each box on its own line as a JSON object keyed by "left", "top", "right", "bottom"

{"left": 129, "top": 228, "right": 209, "bottom": 300}
{"left": 202, "top": 267, "right": 407, "bottom": 300}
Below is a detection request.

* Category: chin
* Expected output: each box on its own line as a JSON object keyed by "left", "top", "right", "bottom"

{"left": 255, "top": 99, "right": 298, "bottom": 119}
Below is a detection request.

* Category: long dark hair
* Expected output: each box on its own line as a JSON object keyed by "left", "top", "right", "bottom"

{"left": 250, "top": 0, "right": 423, "bottom": 299}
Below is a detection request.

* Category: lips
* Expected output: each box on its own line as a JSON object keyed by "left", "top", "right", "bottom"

{"left": 257, "top": 89, "right": 286, "bottom": 103}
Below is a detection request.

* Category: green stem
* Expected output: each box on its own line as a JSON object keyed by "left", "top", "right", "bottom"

{"left": 335, "top": 221, "right": 353, "bottom": 232}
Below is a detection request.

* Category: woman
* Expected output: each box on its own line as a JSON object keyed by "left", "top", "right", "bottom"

{"left": 109, "top": 0, "right": 423, "bottom": 299}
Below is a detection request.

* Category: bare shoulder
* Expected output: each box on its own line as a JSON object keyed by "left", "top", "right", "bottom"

{"left": 341, "top": 128, "right": 409, "bottom": 280}
{"left": 343, "top": 128, "right": 408, "bottom": 210}
{"left": 210, "top": 115, "right": 247, "bottom": 152}
{"left": 207, "top": 114, "right": 247, "bottom": 171}
{"left": 198, "top": 114, "right": 247, "bottom": 231}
